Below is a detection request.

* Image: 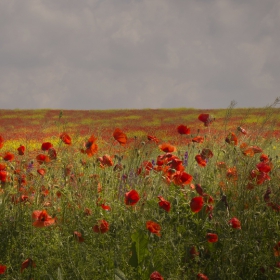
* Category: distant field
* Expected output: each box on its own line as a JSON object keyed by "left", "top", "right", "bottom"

{"left": 0, "top": 107, "right": 279, "bottom": 150}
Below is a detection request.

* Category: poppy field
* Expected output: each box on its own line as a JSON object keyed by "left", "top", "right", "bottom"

{"left": 0, "top": 100, "right": 280, "bottom": 279}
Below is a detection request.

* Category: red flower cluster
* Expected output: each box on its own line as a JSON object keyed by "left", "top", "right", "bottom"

{"left": 32, "top": 210, "right": 56, "bottom": 228}
{"left": 247, "top": 157, "right": 272, "bottom": 189}
{"left": 197, "top": 273, "right": 209, "bottom": 280}
{"left": 0, "top": 264, "right": 7, "bottom": 275}
{"left": 81, "top": 134, "right": 98, "bottom": 157}
{"left": 154, "top": 153, "right": 193, "bottom": 186}
{"left": 177, "top": 124, "right": 190, "bottom": 135}
{"left": 158, "top": 196, "right": 171, "bottom": 212}
{"left": 60, "top": 132, "right": 72, "bottom": 145}
{"left": 41, "top": 142, "right": 53, "bottom": 151}
{"left": 113, "top": 128, "right": 127, "bottom": 146}
{"left": 150, "top": 271, "right": 164, "bottom": 280}
{"left": 3, "top": 152, "right": 14, "bottom": 162}
{"left": 229, "top": 217, "right": 241, "bottom": 229}
{"left": 198, "top": 113, "right": 214, "bottom": 127}
{"left": 190, "top": 197, "right": 204, "bottom": 213}
{"left": 195, "top": 148, "right": 213, "bottom": 167}
{"left": 17, "top": 145, "right": 25, "bottom": 155}
{"left": 225, "top": 132, "right": 238, "bottom": 146}
{"left": 192, "top": 136, "right": 204, "bottom": 143}
{"left": 206, "top": 233, "right": 218, "bottom": 243}
{"left": 98, "top": 154, "right": 114, "bottom": 167}
{"left": 159, "top": 143, "right": 176, "bottom": 153}
{"left": 147, "top": 135, "right": 160, "bottom": 144}
{"left": 93, "top": 219, "right": 109, "bottom": 234}
{"left": 125, "top": 189, "right": 140, "bottom": 206}
{"left": 146, "top": 220, "right": 161, "bottom": 236}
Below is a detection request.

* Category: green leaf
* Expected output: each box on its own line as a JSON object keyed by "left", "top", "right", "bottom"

{"left": 128, "top": 230, "right": 149, "bottom": 267}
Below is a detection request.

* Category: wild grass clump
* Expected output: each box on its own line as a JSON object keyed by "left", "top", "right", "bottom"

{"left": 0, "top": 100, "right": 280, "bottom": 279}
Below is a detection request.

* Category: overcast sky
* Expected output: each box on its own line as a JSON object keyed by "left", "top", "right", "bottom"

{"left": 0, "top": 0, "right": 279, "bottom": 110}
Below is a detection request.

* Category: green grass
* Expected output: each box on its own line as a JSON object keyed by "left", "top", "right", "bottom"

{"left": 0, "top": 103, "right": 280, "bottom": 279}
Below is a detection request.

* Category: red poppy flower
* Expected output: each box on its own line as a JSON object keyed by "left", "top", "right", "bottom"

{"left": 41, "top": 142, "right": 53, "bottom": 151}
{"left": 229, "top": 217, "right": 241, "bottom": 229}
{"left": 36, "top": 154, "right": 50, "bottom": 164}
{"left": 60, "top": 133, "right": 72, "bottom": 145}
{"left": 173, "top": 171, "right": 193, "bottom": 186}
{"left": 158, "top": 196, "right": 171, "bottom": 212}
{"left": 93, "top": 219, "right": 109, "bottom": 234}
{"left": 242, "top": 148, "right": 255, "bottom": 157}
{"left": 98, "top": 154, "right": 113, "bottom": 167}
{"left": 195, "top": 155, "right": 207, "bottom": 167}
{"left": 125, "top": 189, "right": 140, "bottom": 206}
{"left": 147, "top": 135, "right": 159, "bottom": 144}
{"left": 150, "top": 271, "right": 164, "bottom": 280}
{"left": 225, "top": 132, "right": 238, "bottom": 146}
{"left": 37, "top": 168, "right": 46, "bottom": 176}
{"left": 226, "top": 167, "right": 238, "bottom": 180}
{"left": 197, "top": 273, "right": 209, "bottom": 280}
{"left": 177, "top": 124, "right": 190, "bottom": 135}
{"left": 192, "top": 136, "right": 204, "bottom": 143}
{"left": 113, "top": 128, "right": 127, "bottom": 146}
{"left": 166, "top": 156, "right": 183, "bottom": 171}
{"left": 82, "top": 134, "right": 98, "bottom": 157}
{"left": 256, "top": 162, "right": 272, "bottom": 173}
{"left": 0, "top": 170, "right": 7, "bottom": 182}
{"left": 73, "top": 231, "right": 84, "bottom": 242}
{"left": 0, "top": 264, "right": 7, "bottom": 274}
{"left": 0, "top": 164, "right": 6, "bottom": 170}
{"left": 206, "top": 233, "right": 218, "bottom": 243}
{"left": 249, "top": 170, "right": 270, "bottom": 185}
{"left": 260, "top": 154, "right": 269, "bottom": 162}
{"left": 21, "top": 258, "right": 36, "bottom": 273}
{"left": 159, "top": 143, "right": 176, "bottom": 153}
{"left": 17, "top": 145, "right": 25, "bottom": 155}
{"left": 146, "top": 220, "right": 161, "bottom": 236}
{"left": 198, "top": 113, "right": 213, "bottom": 127}
{"left": 100, "top": 203, "right": 111, "bottom": 211}
{"left": 32, "top": 210, "right": 56, "bottom": 228}
{"left": 190, "top": 197, "right": 204, "bottom": 213}
{"left": 3, "top": 152, "right": 14, "bottom": 161}
{"left": 242, "top": 145, "right": 263, "bottom": 157}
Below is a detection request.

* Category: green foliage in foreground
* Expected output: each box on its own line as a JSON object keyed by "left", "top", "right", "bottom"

{"left": 0, "top": 103, "right": 280, "bottom": 279}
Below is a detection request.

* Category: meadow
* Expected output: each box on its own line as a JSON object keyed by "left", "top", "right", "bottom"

{"left": 0, "top": 100, "right": 280, "bottom": 279}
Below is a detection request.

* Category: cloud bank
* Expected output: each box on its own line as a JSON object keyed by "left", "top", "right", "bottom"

{"left": 0, "top": 0, "right": 279, "bottom": 109}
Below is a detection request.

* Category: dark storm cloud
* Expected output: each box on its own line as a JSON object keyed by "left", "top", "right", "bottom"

{"left": 0, "top": 0, "right": 279, "bottom": 109}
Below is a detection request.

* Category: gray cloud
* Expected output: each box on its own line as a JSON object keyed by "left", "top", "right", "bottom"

{"left": 0, "top": 0, "right": 279, "bottom": 109}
